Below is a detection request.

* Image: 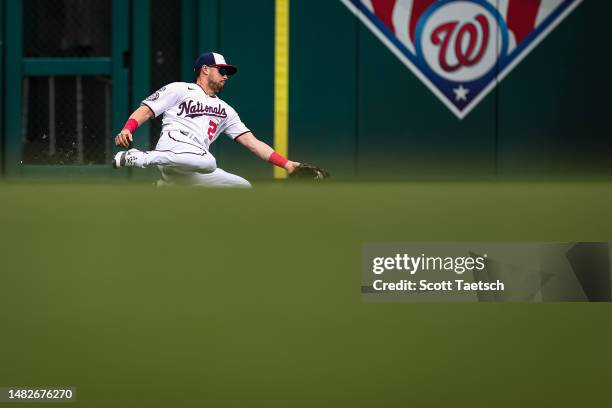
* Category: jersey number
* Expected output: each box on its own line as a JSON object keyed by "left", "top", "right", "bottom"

{"left": 207, "top": 120, "right": 218, "bottom": 141}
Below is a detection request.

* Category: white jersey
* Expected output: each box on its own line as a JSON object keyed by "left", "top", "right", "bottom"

{"left": 141, "top": 82, "right": 250, "bottom": 150}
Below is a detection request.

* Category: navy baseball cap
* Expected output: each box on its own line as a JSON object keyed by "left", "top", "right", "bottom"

{"left": 193, "top": 52, "right": 238, "bottom": 76}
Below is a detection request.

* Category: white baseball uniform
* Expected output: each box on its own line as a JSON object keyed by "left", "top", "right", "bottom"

{"left": 138, "top": 82, "right": 252, "bottom": 188}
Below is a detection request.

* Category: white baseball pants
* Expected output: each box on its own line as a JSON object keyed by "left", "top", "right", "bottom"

{"left": 143, "top": 130, "right": 251, "bottom": 188}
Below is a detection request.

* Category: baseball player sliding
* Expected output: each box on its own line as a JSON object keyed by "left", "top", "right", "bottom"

{"left": 113, "top": 52, "right": 327, "bottom": 187}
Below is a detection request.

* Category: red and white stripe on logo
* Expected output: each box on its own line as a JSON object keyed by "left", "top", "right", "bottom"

{"left": 360, "top": 0, "right": 436, "bottom": 53}
{"left": 361, "top": 0, "right": 565, "bottom": 54}
{"left": 502, "top": 0, "right": 565, "bottom": 47}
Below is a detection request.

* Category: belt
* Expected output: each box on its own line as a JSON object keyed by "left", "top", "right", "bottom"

{"left": 162, "top": 129, "right": 191, "bottom": 136}
{"left": 165, "top": 131, "right": 207, "bottom": 152}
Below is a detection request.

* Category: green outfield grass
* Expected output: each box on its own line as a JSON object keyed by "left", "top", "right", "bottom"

{"left": 1, "top": 181, "right": 611, "bottom": 407}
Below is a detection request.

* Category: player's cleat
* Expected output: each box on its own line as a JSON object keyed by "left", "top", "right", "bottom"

{"left": 113, "top": 149, "right": 146, "bottom": 169}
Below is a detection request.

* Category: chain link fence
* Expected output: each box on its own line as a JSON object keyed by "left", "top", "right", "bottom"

{"left": 22, "top": 76, "right": 112, "bottom": 165}
{"left": 21, "top": 0, "right": 113, "bottom": 165}
{"left": 24, "top": 0, "right": 111, "bottom": 57}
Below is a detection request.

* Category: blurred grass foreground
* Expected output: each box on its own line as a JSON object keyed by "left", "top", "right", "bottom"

{"left": 1, "top": 181, "right": 611, "bottom": 407}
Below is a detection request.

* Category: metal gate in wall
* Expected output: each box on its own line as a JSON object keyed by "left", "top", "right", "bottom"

{"left": 2, "top": 0, "right": 216, "bottom": 179}
{"left": 4, "top": 0, "right": 129, "bottom": 178}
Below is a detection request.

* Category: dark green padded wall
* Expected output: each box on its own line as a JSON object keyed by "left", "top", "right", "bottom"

{"left": 355, "top": 23, "right": 497, "bottom": 179}
{"left": 289, "top": 0, "right": 498, "bottom": 179}
{"left": 289, "top": 1, "right": 359, "bottom": 178}
{"left": 497, "top": 1, "right": 612, "bottom": 176}
{"left": 285, "top": 0, "right": 611, "bottom": 179}
{"left": 212, "top": 0, "right": 275, "bottom": 179}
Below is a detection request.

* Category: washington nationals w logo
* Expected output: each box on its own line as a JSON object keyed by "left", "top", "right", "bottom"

{"left": 341, "top": 0, "right": 583, "bottom": 119}
{"left": 432, "top": 14, "right": 489, "bottom": 72}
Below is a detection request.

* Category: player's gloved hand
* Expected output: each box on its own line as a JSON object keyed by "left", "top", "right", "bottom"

{"left": 289, "top": 163, "right": 330, "bottom": 180}
{"left": 115, "top": 130, "right": 133, "bottom": 148}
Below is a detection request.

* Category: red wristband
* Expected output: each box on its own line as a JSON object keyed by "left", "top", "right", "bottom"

{"left": 123, "top": 118, "right": 139, "bottom": 133}
{"left": 268, "top": 152, "right": 288, "bottom": 168}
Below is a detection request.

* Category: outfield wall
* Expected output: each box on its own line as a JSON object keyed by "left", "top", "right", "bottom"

{"left": 291, "top": 0, "right": 612, "bottom": 178}
{"left": 1, "top": 0, "right": 611, "bottom": 179}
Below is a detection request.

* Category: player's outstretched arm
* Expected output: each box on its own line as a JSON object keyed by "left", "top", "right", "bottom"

{"left": 115, "top": 105, "right": 155, "bottom": 148}
{"left": 236, "top": 132, "right": 300, "bottom": 174}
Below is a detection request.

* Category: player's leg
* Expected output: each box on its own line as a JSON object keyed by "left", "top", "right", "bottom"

{"left": 148, "top": 150, "right": 217, "bottom": 173}
{"left": 113, "top": 131, "right": 216, "bottom": 173}
{"left": 159, "top": 167, "right": 251, "bottom": 188}
{"left": 114, "top": 149, "right": 216, "bottom": 173}
{"left": 192, "top": 168, "right": 252, "bottom": 188}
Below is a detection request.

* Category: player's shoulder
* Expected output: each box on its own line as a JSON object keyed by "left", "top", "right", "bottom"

{"left": 161, "top": 82, "right": 196, "bottom": 94}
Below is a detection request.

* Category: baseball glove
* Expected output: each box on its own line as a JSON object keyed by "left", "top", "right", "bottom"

{"left": 289, "top": 163, "right": 330, "bottom": 180}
